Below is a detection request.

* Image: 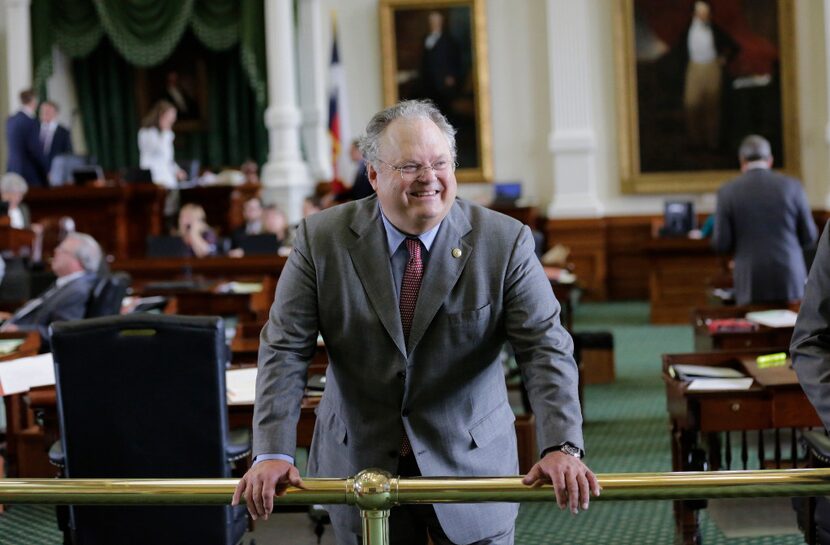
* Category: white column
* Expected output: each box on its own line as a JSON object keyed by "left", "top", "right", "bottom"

{"left": 823, "top": 0, "right": 830, "bottom": 209}
{"left": 261, "top": 0, "right": 314, "bottom": 224}
{"left": 5, "top": 0, "right": 32, "bottom": 112}
{"left": 298, "top": 0, "right": 332, "bottom": 182}
{"left": 545, "top": 0, "right": 604, "bottom": 218}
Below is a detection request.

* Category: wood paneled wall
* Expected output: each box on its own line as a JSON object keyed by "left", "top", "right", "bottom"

{"left": 546, "top": 211, "right": 829, "bottom": 302}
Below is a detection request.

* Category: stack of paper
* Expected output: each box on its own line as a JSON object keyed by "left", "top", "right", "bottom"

{"left": 687, "top": 378, "right": 754, "bottom": 392}
{"left": 226, "top": 367, "right": 257, "bottom": 405}
{"left": 669, "top": 364, "right": 754, "bottom": 392}
{"left": 0, "top": 353, "right": 55, "bottom": 395}
{"left": 745, "top": 309, "right": 799, "bottom": 328}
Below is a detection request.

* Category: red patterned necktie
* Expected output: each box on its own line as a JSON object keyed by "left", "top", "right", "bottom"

{"left": 399, "top": 238, "right": 423, "bottom": 456}
{"left": 399, "top": 238, "right": 424, "bottom": 341}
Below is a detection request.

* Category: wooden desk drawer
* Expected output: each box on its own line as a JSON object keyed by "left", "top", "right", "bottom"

{"left": 699, "top": 397, "right": 770, "bottom": 431}
{"left": 772, "top": 389, "right": 823, "bottom": 428}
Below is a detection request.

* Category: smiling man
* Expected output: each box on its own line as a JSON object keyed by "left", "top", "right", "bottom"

{"left": 233, "top": 100, "right": 597, "bottom": 545}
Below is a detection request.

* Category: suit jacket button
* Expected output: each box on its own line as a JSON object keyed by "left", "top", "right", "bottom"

{"left": 402, "top": 408, "right": 410, "bottom": 417}
{"left": 396, "top": 371, "right": 406, "bottom": 379}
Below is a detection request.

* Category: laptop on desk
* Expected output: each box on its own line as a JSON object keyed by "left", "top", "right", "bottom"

{"left": 145, "top": 235, "right": 189, "bottom": 258}
{"left": 238, "top": 234, "right": 280, "bottom": 256}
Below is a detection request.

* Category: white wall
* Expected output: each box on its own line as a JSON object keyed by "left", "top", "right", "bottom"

{"left": 326, "top": 0, "right": 829, "bottom": 216}
{"left": 0, "top": 0, "right": 9, "bottom": 171}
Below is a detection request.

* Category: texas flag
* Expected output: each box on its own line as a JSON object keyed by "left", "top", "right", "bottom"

{"left": 328, "top": 15, "right": 350, "bottom": 192}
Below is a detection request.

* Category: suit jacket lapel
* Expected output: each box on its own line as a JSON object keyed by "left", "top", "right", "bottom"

{"left": 347, "top": 200, "right": 408, "bottom": 358}
{"left": 407, "top": 202, "right": 472, "bottom": 354}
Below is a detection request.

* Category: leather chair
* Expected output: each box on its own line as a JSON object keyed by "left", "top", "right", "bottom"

{"left": 49, "top": 314, "right": 249, "bottom": 545}
{"left": 84, "top": 272, "right": 131, "bottom": 318}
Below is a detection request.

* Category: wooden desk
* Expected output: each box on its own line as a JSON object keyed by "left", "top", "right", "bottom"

{"left": 0, "top": 332, "right": 43, "bottom": 480}
{"left": 27, "top": 184, "right": 164, "bottom": 259}
{"left": 0, "top": 226, "right": 35, "bottom": 256}
{"left": 646, "top": 237, "right": 730, "bottom": 324}
{"left": 662, "top": 349, "right": 822, "bottom": 544}
{"left": 691, "top": 304, "right": 799, "bottom": 352}
{"left": 113, "top": 255, "right": 288, "bottom": 281}
{"left": 135, "top": 277, "right": 276, "bottom": 323}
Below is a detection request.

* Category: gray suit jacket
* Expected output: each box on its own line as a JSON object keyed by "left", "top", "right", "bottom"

{"left": 254, "top": 196, "right": 582, "bottom": 542}
{"left": 10, "top": 272, "right": 97, "bottom": 350}
{"left": 712, "top": 168, "right": 817, "bottom": 305}
{"left": 792, "top": 220, "right": 830, "bottom": 429}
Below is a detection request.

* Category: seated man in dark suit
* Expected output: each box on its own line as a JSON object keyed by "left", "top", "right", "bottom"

{"left": 0, "top": 232, "right": 101, "bottom": 350}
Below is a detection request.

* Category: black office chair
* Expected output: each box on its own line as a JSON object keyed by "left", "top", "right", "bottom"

{"left": 49, "top": 314, "right": 249, "bottom": 545}
{"left": 84, "top": 272, "right": 131, "bottom": 318}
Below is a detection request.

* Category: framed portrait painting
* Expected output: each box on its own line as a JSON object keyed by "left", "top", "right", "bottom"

{"left": 379, "top": 0, "right": 493, "bottom": 182}
{"left": 615, "top": 0, "right": 799, "bottom": 193}
{"left": 134, "top": 48, "right": 208, "bottom": 133}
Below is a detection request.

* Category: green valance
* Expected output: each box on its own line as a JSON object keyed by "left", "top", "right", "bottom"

{"left": 31, "top": 0, "right": 265, "bottom": 105}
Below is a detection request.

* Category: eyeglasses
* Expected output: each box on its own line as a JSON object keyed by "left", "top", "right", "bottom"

{"left": 376, "top": 158, "right": 456, "bottom": 181}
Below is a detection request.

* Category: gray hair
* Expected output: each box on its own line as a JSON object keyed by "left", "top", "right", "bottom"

{"left": 65, "top": 232, "right": 102, "bottom": 273}
{"left": 738, "top": 135, "right": 772, "bottom": 162}
{"left": 358, "top": 100, "right": 457, "bottom": 165}
{"left": 0, "top": 173, "right": 28, "bottom": 195}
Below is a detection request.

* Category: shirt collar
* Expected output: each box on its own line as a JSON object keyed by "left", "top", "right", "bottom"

{"left": 379, "top": 204, "right": 441, "bottom": 255}
{"left": 56, "top": 270, "right": 86, "bottom": 289}
{"left": 744, "top": 160, "right": 771, "bottom": 171}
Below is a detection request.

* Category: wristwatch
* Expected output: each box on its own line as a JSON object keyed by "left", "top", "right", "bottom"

{"left": 549, "top": 443, "right": 583, "bottom": 459}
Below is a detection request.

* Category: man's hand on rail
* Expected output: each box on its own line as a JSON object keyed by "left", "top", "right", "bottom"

{"left": 522, "top": 451, "right": 601, "bottom": 514}
{"left": 231, "top": 460, "right": 304, "bottom": 520}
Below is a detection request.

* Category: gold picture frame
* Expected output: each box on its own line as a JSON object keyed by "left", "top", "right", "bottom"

{"left": 379, "top": 0, "right": 493, "bottom": 182}
{"left": 615, "top": 0, "right": 799, "bottom": 194}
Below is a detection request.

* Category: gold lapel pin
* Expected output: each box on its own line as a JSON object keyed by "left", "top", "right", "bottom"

{"left": 452, "top": 248, "right": 462, "bottom": 258}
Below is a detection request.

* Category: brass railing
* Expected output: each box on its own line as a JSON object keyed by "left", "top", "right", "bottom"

{"left": 4, "top": 468, "right": 830, "bottom": 544}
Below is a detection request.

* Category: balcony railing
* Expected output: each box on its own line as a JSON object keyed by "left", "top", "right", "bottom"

{"left": 4, "top": 468, "right": 830, "bottom": 544}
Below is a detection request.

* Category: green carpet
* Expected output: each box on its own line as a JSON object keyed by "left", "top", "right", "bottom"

{"left": 0, "top": 302, "right": 807, "bottom": 543}
{"left": 514, "top": 301, "right": 802, "bottom": 544}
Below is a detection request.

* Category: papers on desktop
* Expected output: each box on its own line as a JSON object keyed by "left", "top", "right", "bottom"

{"left": 745, "top": 309, "right": 799, "bottom": 328}
{"left": 0, "top": 353, "right": 55, "bottom": 395}
{"left": 687, "top": 378, "right": 754, "bottom": 392}
{"left": 671, "top": 364, "right": 746, "bottom": 379}
{"left": 217, "top": 281, "right": 263, "bottom": 294}
{"left": 0, "top": 338, "right": 24, "bottom": 356}
{"left": 226, "top": 367, "right": 257, "bottom": 405}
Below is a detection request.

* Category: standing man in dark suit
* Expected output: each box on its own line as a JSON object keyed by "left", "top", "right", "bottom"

{"left": 6, "top": 89, "right": 48, "bottom": 188}
{"left": 233, "top": 100, "right": 598, "bottom": 544}
{"left": 0, "top": 232, "right": 101, "bottom": 350}
{"left": 39, "top": 100, "right": 73, "bottom": 174}
{"left": 712, "top": 134, "right": 817, "bottom": 305}
{"left": 421, "top": 11, "right": 462, "bottom": 117}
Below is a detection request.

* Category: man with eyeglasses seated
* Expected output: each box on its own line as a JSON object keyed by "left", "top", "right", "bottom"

{"left": 0, "top": 232, "right": 101, "bottom": 351}
{"left": 234, "top": 100, "right": 598, "bottom": 545}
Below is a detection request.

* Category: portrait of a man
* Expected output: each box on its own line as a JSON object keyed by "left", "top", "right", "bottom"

{"left": 381, "top": 0, "right": 493, "bottom": 181}
{"left": 632, "top": 0, "right": 786, "bottom": 173}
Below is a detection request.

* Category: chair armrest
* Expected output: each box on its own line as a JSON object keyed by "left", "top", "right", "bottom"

{"left": 227, "top": 428, "right": 251, "bottom": 463}
{"left": 802, "top": 430, "right": 830, "bottom": 466}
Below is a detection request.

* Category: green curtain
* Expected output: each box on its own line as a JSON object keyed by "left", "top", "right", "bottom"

{"left": 31, "top": 0, "right": 267, "bottom": 107}
{"left": 29, "top": 0, "right": 269, "bottom": 170}
{"left": 73, "top": 37, "right": 139, "bottom": 170}
{"left": 94, "top": 0, "right": 194, "bottom": 67}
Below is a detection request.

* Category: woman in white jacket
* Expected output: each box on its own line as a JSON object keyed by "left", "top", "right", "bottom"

{"left": 138, "top": 100, "right": 185, "bottom": 189}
